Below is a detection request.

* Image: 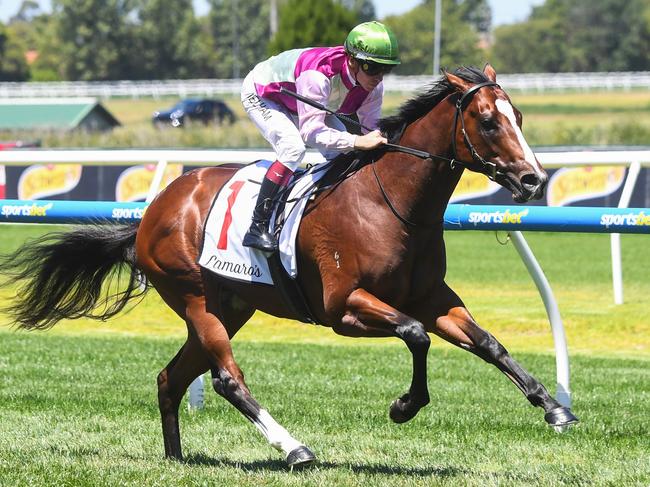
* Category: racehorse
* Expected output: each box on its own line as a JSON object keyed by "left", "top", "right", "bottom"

{"left": 0, "top": 65, "right": 578, "bottom": 468}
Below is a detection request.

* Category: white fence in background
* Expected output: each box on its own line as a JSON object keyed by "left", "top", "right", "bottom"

{"left": 1, "top": 72, "right": 650, "bottom": 99}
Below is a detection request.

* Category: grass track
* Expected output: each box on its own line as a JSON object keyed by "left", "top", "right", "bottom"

{"left": 0, "top": 224, "right": 649, "bottom": 485}
{"left": 2, "top": 225, "right": 648, "bottom": 356}
{"left": 0, "top": 332, "right": 648, "bottom": 486}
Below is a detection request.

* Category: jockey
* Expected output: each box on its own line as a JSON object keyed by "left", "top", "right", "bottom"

{"left": 240, "top": 21, "right": 400, "bottom": 252}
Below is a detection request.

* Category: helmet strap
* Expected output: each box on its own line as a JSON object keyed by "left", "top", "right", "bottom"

{"left": 347, "top": 55, "right": 360, "bottom": 84}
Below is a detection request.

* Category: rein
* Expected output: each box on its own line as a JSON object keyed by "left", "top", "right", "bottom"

{"left": 279, "top": 82, "right": 504, "bottom": 228}
{"left": 372, "top": 80, "right": 503, "bottom": 227}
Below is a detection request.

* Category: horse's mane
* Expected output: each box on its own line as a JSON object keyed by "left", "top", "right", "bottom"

{"left": 322, "top": 66, "right": 490, "bottom": 183}
{"left": 379, "top": 65, "right": 490, "bottom": 143}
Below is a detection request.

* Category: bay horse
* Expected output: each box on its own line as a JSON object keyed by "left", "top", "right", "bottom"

{"left": 0, "top": 65, "right": 578, "bottom": 468}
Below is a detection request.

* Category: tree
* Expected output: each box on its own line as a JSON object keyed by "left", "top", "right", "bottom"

{"left": 340, "top": 0, "right": 376, "bottom": 23}
{"left": 134, "top": 0, "right": 208, "bottom": 79}
{"left": 385, "top": 0, "right": 488, "bottom": 75}
{"left": 8, "top": 0, "right": 42, "bottom": 23}
{"left": 491, "top": 18, "right": 565, "bottom": 73}
{"left": 268, "top": 0, "right": 356, "bottom": 55}
{"left": 27, "top": 13, "right": 65, "bottom": 80}
{"left": 207, "top": 0, "right": 271, "bottom": 79}
{"left": 52, "top": 0, "right": 138, "bottom": 80}
{"left": 491, "top": 0, "right": 650, "bottom": 73}
{"left": 0, "top": 23, "right": 30, "bottom": 81}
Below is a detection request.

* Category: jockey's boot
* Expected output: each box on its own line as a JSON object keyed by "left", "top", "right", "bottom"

{"left": 243, "top": 162, "right": 292, "bottom": 252}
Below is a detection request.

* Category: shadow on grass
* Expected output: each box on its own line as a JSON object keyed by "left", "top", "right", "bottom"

{"left": 184, "top": 453, "right": 468, "bottom": 478}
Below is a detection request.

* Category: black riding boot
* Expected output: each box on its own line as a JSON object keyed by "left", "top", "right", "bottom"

{"left": 242, "top": 176, "right": 283, "bottom": 253}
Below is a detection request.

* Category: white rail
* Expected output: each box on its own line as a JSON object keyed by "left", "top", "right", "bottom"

{"left": 2, "top": 72, "right": 650, "bottom": 98}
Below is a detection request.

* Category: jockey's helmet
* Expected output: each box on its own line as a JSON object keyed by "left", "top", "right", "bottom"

{"left": 344, "top": 21, "right": 400, "bottom": 66}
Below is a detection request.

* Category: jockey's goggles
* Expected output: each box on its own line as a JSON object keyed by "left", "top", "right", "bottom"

{"left": 359, "top": 60, "right": 394, "bottom": 76}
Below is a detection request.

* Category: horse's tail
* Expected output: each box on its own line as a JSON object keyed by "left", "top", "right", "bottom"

{"left": 0, "top": 223, "right": 149, "bottom": 330}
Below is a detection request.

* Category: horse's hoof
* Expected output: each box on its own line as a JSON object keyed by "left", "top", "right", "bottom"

{"left": 286, "top": 445, "right": 316, "bottom": 469}
{"left": 389, "top": 394, "right": 424, "bottom": 424}
{"left": 544, "top": 406, "right": 579, "bottom": 432}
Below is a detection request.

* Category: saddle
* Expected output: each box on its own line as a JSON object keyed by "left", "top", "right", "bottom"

{"left": 198, "top": 150, "right": 380, "bottom": 324}
{"left": 265, "top": 150, "right": 373, "bottom": 324}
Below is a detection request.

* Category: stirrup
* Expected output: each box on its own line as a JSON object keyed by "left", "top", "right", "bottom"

{"left": 242, "top": 223, "right": 277, "bottom": 253}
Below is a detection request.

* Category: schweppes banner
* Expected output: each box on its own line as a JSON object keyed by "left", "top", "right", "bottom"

{"left": 1, "top": 164, "right": 649, "bottom": 208}
{"left": 18, "top": 164, "right": 83, "bottom": 200}
{"left": 115, "top": 164, "right": 183, "bottom": 202}
{"left": 4, "top": 163, "right": 189, "bottom": 202}
{"left": 546, "top": 166, "right": 626, "bottom": 207}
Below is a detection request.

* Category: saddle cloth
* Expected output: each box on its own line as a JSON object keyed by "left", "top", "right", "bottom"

{"left": 198, "top": 160, "right": 327, "bottom": 285}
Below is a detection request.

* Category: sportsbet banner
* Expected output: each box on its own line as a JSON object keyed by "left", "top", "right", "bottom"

{"left": 2, "top": 199, "right": 648, "bottom": 234}
{"left": 0, "top": 164, "right": 649, "bottom": 207}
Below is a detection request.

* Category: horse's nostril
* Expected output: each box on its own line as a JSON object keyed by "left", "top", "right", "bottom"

{"left": 520, "top": 173, "right": 540, "bottom": 190}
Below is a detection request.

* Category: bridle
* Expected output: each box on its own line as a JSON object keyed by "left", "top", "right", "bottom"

{"left": 279, "top": 82, "right": 507, "bottom": 227}
{"left": 373, "top": 80, "right": 506, "bottom": 227}
{"left": 381, "top": 80, "right": 503, "bottom": 180}
{"left": 450, "top": 81, "right": 501, "bottom": 181}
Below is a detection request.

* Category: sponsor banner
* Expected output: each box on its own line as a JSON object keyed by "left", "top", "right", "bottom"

{"left": 3, "top": 163, "right": 190, "bottom": 201}
{"left": 450, "top": 170, "right": 502, "bottom": 203}
{"left": 0, "top": 199, "right": 147, "bottom": 223}
{"left": 115, "top": 164, "right": 184, "bottom": 202}
{"left": 18, "top": 164, "right": 83, "bottom": 200}
{"left": 0, "top": 164, "right": 649, "bottom": 208}
{"left": 2, "top": 199, "right": 648, "bottom": 235}
{"left": 547, "top": 166, "right": 626, "bottom": 207}
{"left": 0, "top": 165, "right": 5, "bottom": 199}
{"left": 444, "top": 204, "right": 650, "bottom": 234}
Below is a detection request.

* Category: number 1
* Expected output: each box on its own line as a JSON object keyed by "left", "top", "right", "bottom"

{"left": 217, "top": 180, "right": 245, "bottom": 250}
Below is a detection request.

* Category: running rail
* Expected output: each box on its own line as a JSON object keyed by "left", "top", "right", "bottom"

{"left": 2, "top": 199, "right": 648, "bottom": 233}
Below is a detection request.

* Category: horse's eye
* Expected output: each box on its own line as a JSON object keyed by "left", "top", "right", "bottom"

{"left": 480, "top": 118, "right": 498, "bottom": 132}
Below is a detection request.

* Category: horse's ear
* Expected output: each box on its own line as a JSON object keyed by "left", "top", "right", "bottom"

{"left": 444, "top": 71, "right": 473, "bottom": 92}
{"left": 483, "top": 63, "right": 497, "bottom": 82}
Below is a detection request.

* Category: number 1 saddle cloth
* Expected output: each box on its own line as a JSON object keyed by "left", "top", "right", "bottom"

{"left": 198, "top": 159, "right": 328, "bottom": 285}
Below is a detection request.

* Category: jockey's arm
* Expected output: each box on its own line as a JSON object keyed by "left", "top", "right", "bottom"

{"left": 296, "top": 71, "right": 385, "bottom": 152}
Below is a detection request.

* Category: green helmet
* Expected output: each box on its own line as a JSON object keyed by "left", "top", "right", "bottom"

{"left": 344, "top": 21, "right": 400, "bottom": 65}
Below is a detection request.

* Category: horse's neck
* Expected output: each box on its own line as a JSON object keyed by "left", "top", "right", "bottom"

{"left": 378, "top": 100, "right": 462, "bottom": 223}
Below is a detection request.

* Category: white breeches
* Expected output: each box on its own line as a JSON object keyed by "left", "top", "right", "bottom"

{"left": 241, "top": 72, "right": 347, "bottom": 171}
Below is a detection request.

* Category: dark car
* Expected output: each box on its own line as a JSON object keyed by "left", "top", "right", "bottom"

{"left": 152, "top": 98, "right": 236, "bottom": 127}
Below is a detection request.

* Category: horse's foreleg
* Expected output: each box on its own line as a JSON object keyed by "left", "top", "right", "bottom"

{"left": 422, "top": 299, "right": 578, "bottom": 429}
{"left": 157, "top": 335, "right": 209, "bottom": 460}
{"left": 343, "top": 288, "right": 431, "bottom": 423}
{"left": 186, "top": 298, "right": 316, "bottom": 468}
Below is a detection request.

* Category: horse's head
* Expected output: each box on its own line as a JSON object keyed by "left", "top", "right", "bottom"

{"left": 445, "top": 65, "right": 547, "bottom": 202}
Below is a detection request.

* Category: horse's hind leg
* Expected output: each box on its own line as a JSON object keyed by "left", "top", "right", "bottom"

{"left": 185, "top": 295, "right": 316, "bottom": 468}
{"left": 420, "top": 287, "right": 578, "bottom": 429}
{"left": 158, "top": 335, "right": 210, "bottom": 460}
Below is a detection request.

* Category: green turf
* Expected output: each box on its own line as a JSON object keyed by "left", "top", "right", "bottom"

{"left": 0, "top": 332, "right": 648, "bottom": 486}
{"left": 2, "top": 224, "right": 648, "bottom": 355}
{"left": 0, "top": 224, "right": 648, "bottom": 485}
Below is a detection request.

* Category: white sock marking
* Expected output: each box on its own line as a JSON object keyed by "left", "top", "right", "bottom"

{"left": 253, "top": 409, "right": 303, "bottom": 455}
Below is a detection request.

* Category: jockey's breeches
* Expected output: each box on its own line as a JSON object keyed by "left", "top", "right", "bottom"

{"left": 241, "top": 72, "right": 346, "bottom": 171}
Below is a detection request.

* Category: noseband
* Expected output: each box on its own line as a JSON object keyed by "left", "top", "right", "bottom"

{"left": 373, "top": 80, "right": 505, "bottom": 227}
{"left": 450, "top": 81, "right": 501, "bottom": 181}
